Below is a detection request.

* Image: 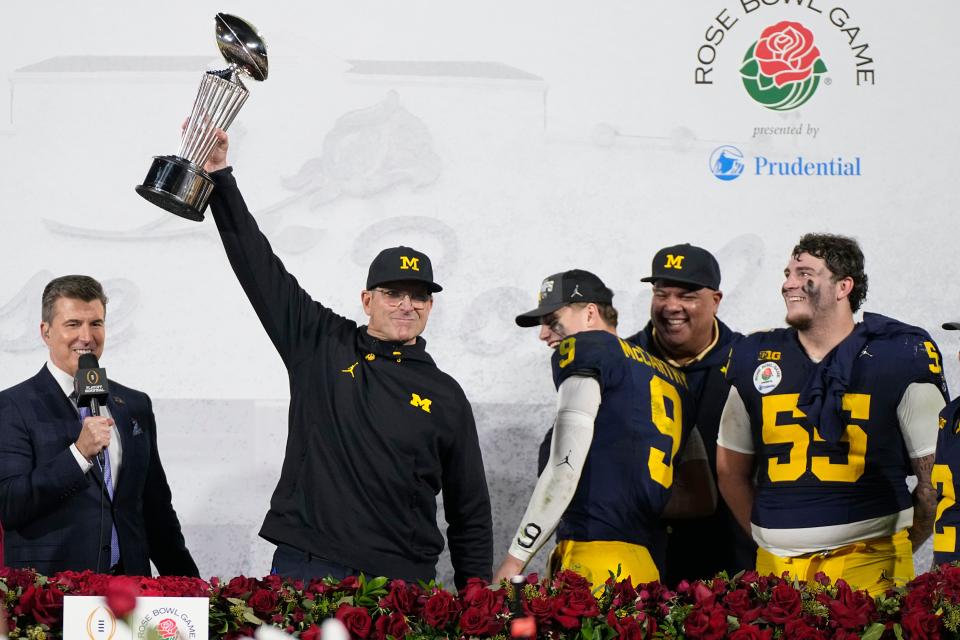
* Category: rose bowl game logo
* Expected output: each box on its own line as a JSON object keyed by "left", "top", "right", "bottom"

{"left": 740, "top": 21, "right": 827, "bottom": 111}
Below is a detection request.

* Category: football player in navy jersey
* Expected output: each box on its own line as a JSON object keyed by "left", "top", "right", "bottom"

{"left": 493, "top": 270, "right": 714, "bottom": 587}
{"left": 933, "top": 320, "right": 960, "bottom": 567}
{"left": 717, "top": 233, "right": 948, "bottom": 595}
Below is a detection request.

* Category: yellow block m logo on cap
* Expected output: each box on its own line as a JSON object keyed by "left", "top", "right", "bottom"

{"left": 664, "top": 254, "right": 685, "bottom": 270}
{"left": 410, "top": 393, "right": 432, "bottom": 413}
{"left": 400, "top": 256, "right": 420, "bottom": 271}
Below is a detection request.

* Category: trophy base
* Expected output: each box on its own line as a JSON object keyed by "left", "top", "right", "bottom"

{"left": 135, "top": 156, "right": 214, "bottom": 222}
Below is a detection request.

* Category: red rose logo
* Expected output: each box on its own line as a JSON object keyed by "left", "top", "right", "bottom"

{"left": 740, "top": 21, "right": 828, "bottom": 111}
{"left": 755, "top": 22, "right": 822, "bottom": 87}
{"left": 156, "top": 618, "right": 179, "bottom": 640}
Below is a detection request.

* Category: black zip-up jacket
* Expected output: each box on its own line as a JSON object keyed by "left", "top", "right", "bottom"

{"left": 209, "top": 168, "right": 492, "bottom": 588}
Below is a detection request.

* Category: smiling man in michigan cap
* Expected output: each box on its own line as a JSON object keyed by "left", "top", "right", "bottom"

{"left": 627, "top": 242, "right": 754, "bottom": 586}
{"left": 196, "top": 129, "right": 492, "bottom": 588}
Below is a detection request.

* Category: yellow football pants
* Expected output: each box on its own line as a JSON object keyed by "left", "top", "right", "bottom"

{"left": 548, "top": 539, "right": 660, "bottom": 588}
{"left": 755, "top": 529, "right": 914, "bottom": 596}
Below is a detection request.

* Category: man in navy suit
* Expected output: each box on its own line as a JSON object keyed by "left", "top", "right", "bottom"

{"left": 0, "top": 275, "right": 198, "bottom": 577}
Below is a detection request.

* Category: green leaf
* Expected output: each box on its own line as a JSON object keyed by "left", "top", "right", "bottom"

{"left": 740, "top": 58, "right": 759, "bottom": 78}
{"left": 225, "top": 597, "right": 247, "bottom": 606}
{"left": 243, "top": 611, "right": 265, "bottom": 625}
{"left": 813, "top": 57, "right": 828, "bottom": 74}
{"left": 861, "top": 622, "right": 886, "bottom": 640}
{"left": 893, "top": 623, "right": 904, "bottom": 640}
{"left": 758, "top": 73, "right": 775, "bottom": 90}
{"left": 366, "top": 576, "right": 389, "bottom": 593}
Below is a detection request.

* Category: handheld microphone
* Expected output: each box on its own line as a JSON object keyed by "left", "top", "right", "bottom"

{"left": 74, "top": 353, "right": 110, "bottom": 463}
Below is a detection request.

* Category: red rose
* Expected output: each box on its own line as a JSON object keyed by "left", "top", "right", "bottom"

{"left": 105, "top": 577, "right": 139, "bottom": 618}
{"left": 825, "top": 580, "right": 875, "bottom": 629}
{"left": 379, "top": 580, "right": 419, "bottom": 616}
{"left": 459, "top": 606, "right": 498, "bottom": 636}
{"left": 0, "top": 567, "right": 37, "bottom": 589}
{"left": 336, "top": 576, "right": 360, "bottom": 592}
{"left": 753, "top": 21, "right": 822, "bottom": 87}
{"left": 301, "top": 625, "right": 321, "bottom": 640}
{"left": 221, "top": 576, "right": 258, "bottom": 598}
{"left": 374, "top": 611, "right": 409, "bottom": 640}
{"left": 248, "top": 588, "right": 280, "bottom": 616}
{"left": 783, "top": 619, "right": 827, "bottom": 640}
{"left": 460, "top": 580, "right": 504, "bottom": 616}
{"left": 551, "top": 570, "right": 591, "bottom": 592}
{"left": 684, "top": 605, "right": 728, "bottom": 640}
{"left": 422, "top": 590, "right": 459, "bottom": 628}
{"left": 723, "top": 589, "right": 754, "bottom": 617}
{"left": 730, "top": 624, "right": 772, "bottom": 639}
{"left": 901, "top": 610, "right": 942, "bottom": 640}
{"left": 524, "top": 594, "right": 558, "bottom": 624}
{"left": 692, "top": 582, "right": 716, "bottom": 607}
{"left": 762, "top": 583, "right": 801, "bottom": 624}
{"left": 614, "top": 615, "right": 644, "bottom": 640}
{"left": 610, "top": 577, "right": 638, "bottom": 608}
{"left": 335, "top": 604, "right": 373, "bottom": 639}
{"left": 559, "top": 588, "right": 599, "bottom": 618}
{"left": 14, "top": 583, "right": 64, "bottom": 626}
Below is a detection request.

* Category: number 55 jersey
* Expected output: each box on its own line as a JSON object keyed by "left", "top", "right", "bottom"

{"left": 719, "top": 312, "right": 948, "bottom": 555}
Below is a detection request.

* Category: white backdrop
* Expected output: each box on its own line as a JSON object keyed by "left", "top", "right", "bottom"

{"left": 1, "top": 0, "right": 957, "bottom": 583}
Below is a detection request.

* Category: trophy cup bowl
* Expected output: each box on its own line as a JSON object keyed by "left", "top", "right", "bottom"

{"left": 135, "top": 13, "right": 268, "bottom": 221}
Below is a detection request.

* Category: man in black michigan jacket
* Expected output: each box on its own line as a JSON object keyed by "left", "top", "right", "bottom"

{"left": 204, "top": 131, "right": 492, "bottom": 589}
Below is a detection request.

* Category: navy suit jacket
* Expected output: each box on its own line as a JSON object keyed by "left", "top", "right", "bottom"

{"left": 0, "top": 366, "right": 198, "bottom": 577}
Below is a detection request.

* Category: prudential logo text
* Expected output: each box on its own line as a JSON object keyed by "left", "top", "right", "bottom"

{"left": 709, "top": 145, "right": 862, "bottom": 181}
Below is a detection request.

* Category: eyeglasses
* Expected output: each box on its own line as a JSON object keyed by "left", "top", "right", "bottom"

{"left": 371, "top": 288, "right": 432, "bottom": 309}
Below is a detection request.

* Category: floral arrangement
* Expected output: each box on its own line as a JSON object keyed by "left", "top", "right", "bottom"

{"left": 4, "top": 564, "right": 960, "bottom": 640}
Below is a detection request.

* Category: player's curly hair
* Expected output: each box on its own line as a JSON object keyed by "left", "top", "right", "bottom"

{"left": 792, "top": 233, "right": 868, "bottom": 312}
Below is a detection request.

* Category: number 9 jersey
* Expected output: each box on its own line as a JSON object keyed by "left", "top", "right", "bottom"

{"left": 719, "top": 314, "right": 948, "bottom": 555}
{"left": 550, "top": 330, "right": 693, "bottom": 548}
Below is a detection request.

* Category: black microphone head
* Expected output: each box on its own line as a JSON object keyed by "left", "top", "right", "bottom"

{"left": 75, "top": 353, "right": 109, "bottom": 406}
{"left": 78, "top": 353, "right": 100, "bottom": 369}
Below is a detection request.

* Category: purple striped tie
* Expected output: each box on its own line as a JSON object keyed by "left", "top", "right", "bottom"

{"left": 79, "top": 406, "right": 121, "bottom": 569}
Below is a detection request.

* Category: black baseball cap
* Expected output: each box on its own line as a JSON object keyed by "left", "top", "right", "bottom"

{"left": 366, "top": 246, "right": 442, "bottom": 293}
{"left": 515, "top": 269, "right": 613, "bottom": 327}
{"left": 640, "top": 243, "right": 721, "bottom": 290}
{"left": 945, "top": 321, "right": 960, "bottom": 330}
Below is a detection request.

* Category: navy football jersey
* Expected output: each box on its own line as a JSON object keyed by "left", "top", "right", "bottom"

{"left": 933, "top": 397, "right": 960, "bottom": 565}
{"left": 549, "top": 330, "right": 692, "bottom": 547}
{"left": 725, "top": 318, "right": 947, "bottom": 532}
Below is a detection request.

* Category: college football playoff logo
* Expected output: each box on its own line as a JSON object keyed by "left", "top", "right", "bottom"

{"left": 740, "top": 21, "right": 827, "bottom": 111}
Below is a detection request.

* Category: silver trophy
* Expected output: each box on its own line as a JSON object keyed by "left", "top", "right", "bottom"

{"left": 135, "top": 13, "right": 268, "bottom": 221}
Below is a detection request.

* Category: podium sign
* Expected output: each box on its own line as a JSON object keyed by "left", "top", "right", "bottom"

{"left": 63, "top": 596, "right": 209, "bottom": 640}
